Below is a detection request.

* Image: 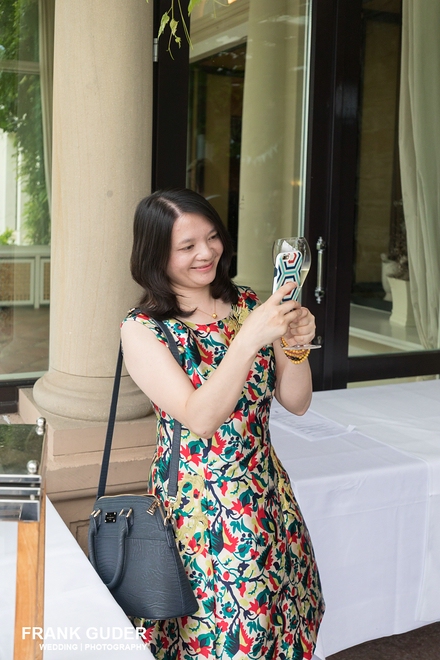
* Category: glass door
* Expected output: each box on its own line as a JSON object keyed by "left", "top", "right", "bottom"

{"left": 187, "top": 0, "right": 312, "bottom": 301}
{"left": 303, "top": 0, "right": 440, "bottom": 389}
{"left": 349, "top": 1, "right": 423, "bottom": 367}
{"left": 348, "top": 0, "right": 440, "bottom": 385}
{"left": 182, "top": 0, "right": 440, "bottom": 390}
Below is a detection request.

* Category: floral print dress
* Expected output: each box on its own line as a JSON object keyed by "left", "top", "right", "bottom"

{"left": 123, "top": 286, "right": 324, "bottom": 660}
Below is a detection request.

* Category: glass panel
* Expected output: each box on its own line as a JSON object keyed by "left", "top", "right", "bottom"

{"left": 188, "top": 0, "right": 312, "bottom": 299}
{"left": 188, "top": 44, "right": 246, "bottom": 276}
{"left": 0, "top": 0, "right": 50, "bottom": 380}
{"left": 349, "top": 0, "right": 427, "bottom": 357}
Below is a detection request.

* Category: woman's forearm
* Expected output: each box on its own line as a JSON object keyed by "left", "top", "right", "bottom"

{"left": 273, "top": 342, "right": 312, "bottom": 415}
{"left": 182, "top": 332, "right": 259, "bottom": 437}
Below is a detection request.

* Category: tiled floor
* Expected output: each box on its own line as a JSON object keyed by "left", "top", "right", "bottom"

{"left": 327, "top": 622, "right": 440, "bottom": 659}
{"left": 0, "top": 306, "right": 49, "bottom": 377}
{"left": 349, "top": 303, "right": 423, "bottom": 356}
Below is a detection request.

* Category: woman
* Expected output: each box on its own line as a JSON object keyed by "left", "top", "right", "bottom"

{"left": 121, "top": 189, "right": 324, "bottom": 660}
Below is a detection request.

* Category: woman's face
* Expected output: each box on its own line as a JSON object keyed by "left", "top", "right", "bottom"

{"left": 166, "top": 213, "right": 224, "bottom": 292}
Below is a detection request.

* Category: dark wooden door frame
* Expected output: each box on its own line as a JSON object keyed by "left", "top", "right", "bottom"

{"left": 152, "top": 0, "right": 190, "bottom": 191}
{"left": 302, "top": 0, "right": 363, "bottom": 391}
{"left": 303, "top": 0, "right": 440, "bottom": 390}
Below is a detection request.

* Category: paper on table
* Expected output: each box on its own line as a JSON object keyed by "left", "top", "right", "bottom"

{"left": 270, "top": 405, "right": 355, "bottom": 441}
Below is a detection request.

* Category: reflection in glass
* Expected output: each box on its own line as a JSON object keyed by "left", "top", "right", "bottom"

{"left": 188, "top": 0, "right": 312, "bottom": 299}
{"left": 188, "top": 45, "right": 245, "bottom": 276}
{"left": 0, "top": 0, "right": 51, "bottom": 380}
{"left": 349, "top": 0, "right": 424, "bottom": 357}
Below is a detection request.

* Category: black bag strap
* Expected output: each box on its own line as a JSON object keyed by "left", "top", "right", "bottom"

{"left": 97, "top": 318, "right": 183, "bottom": 500}
{"left": 155, "top": 321, "right": 182, "bottom": 501}
{"left": 97, "top": 344, "right": 124, "bottom": 498}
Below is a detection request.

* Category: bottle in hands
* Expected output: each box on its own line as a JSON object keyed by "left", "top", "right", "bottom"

{"left": 272, "top": 237, "right": 321, "bottom": 351}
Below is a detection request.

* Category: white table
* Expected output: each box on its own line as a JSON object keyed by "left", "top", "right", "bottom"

{"left": 0, "top": 499, "right": 153, "bottom": 660}
{"left": 270, "top": 379, "right": 440, "bottom": 658}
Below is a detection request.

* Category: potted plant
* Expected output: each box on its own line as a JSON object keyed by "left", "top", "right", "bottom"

{"left": 385, "top": 215, "right": 415, "bottom": 326}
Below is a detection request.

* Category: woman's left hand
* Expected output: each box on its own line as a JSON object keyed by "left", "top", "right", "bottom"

{"left": 283, "top": 305, "right": 316, "bottom": 346}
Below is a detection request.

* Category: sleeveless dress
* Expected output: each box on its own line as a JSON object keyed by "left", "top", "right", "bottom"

{"left": 123, "top": 286, "right": 324, "bottom": 660}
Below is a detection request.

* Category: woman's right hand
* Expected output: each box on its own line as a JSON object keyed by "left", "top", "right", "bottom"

{"left": 238, "top": 282, "right": 301, "bottom": 352}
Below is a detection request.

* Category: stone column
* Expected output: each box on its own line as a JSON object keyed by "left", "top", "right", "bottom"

{"left": 33, "top": 0, "right": 153, "bottom": 422}
{"left": 235, "top": 0, "right": 308, "bottom": 299}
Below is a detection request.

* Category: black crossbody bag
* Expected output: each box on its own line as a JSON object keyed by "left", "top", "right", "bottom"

{"left": 88, "top": 320, "right": 198, "bottom": 620}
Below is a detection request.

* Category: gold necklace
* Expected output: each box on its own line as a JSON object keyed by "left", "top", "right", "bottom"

{"left": 197, "top": 298, "right": 217, "bottom": 319}
{"left": 180, "top": 297, "right": 218, "bottom": 319}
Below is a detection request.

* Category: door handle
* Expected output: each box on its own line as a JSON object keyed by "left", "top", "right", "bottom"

{"left": 315, "top": 237, "right": 326, "bottom": 304}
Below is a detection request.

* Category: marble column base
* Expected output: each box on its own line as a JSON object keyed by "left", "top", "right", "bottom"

{"left": 33, "top": 369, "right": 151, "bottom": 422}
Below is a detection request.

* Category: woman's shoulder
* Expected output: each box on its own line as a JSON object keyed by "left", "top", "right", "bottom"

{"left": 121, "top": 308, "right": 169, "bottom": 343}
{"left": 121, "top": 308, "right": 189, "bottom": 344}
{"left": 122, "top": 307, "right": 155, "bottom": 327}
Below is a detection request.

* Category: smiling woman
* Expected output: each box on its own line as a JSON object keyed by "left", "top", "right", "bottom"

{"left": 166, "top": 215, "right": 224, "bottom": 304}
{"left": 129, "top": 188, "right": 238, "bottom": 321}
{"left": 120, "top": 188, "right": 324, "bottom": 660}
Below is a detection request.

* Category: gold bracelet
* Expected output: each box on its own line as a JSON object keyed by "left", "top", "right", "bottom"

{"left": 284, "top": 349, "right": 310, "bottom": 363}
{"left": 280, "top": 337, "right": 310, "bottom": 364}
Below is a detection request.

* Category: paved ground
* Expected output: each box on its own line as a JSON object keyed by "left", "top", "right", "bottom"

{"left": 327, "top": 622, "right": 440, "bottom": 660}
{"left": 0, "top": 306, "right": 49, "bottom": 375}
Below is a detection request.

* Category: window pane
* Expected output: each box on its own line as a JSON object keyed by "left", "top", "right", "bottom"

{"left": 188, "top": 44, "right": 245, "bottom": 276}
{"left": 0, "top": 0, "right": 50, "bottom": 381}
{"left": 349, "top": 0, "right": 432, "bottom": 360}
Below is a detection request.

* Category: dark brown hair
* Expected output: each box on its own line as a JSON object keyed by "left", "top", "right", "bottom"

{"left": 130, "top": 188, "right": 238, "bottom": 320}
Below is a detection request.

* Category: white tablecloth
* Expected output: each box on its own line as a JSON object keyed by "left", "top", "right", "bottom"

{"left": 270, "top": 379, "right": 440, "bottom": 657}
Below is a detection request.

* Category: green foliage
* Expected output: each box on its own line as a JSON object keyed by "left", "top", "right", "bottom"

{"left": 187, "top": 0, "right": 202, "bottom": 14}
{"left": 0, "top": 0, "right": 50, "bottom": 245}
{"left": 154, "top": 0, "right": 190, "bottom": 57}
{"left": 0, "top": 227, "right": 15, "bottom": 244}
{"left": 148, "top": 0, "right": 221, "bottom": 57}
{"left": 0, "top": 424, "right": 44, "bottom": 472}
